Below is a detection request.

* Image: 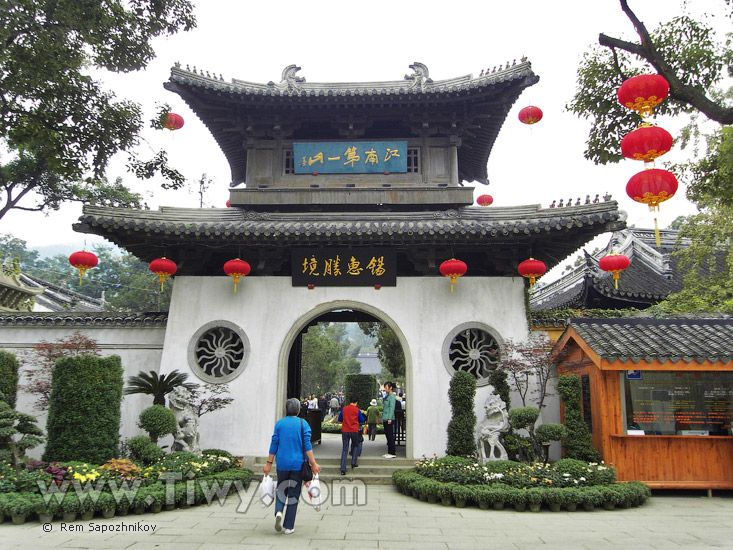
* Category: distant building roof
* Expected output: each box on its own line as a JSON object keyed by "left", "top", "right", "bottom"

{"left": 164, "top": 61, "right": 538, "bottom": 185}
{"left": 559, "top": 317, "right": 733, "bottom": 365}
{"left": 531, "top": 228, "right": 689, "bottom": 312}
{"left": 19, "top": 273, "right": 105, "bottom": 312}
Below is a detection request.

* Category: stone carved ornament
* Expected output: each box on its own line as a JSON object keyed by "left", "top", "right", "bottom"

{"left": 168, "top": 386, "right": 201, "bottom": 454}
{"left": 476, "top": 394, "right": 509, "bottom": 463}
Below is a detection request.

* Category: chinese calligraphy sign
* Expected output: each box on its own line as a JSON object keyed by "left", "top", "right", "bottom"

{"left": 291, "top": 248, "right": 396, "bottom": 286}
{"left": 293, "top": 141, "right": 408, "bottom": 174}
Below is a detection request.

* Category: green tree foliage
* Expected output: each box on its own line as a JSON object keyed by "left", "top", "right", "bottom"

{"left": 300, "top": 322, "right": 364, "bottom": 396}
{"left": 568, "top": 1, "right": 732, "bottom": 165}
{"left": 0, "top": 351, "right": 20, "bottom": 410}
{"left": 344, "top": 374, "right": 377, "bottom": 410}
{"left": 137, "top": 405, "right": 177, "bottom": 443}
{"left": 300, "top": 324, "right": 345, "bottom": 396}
{"left": 43, "top": 354, "right": 124, "bottom": 464}
{"left": 487, "top": 369, "right": 511, "bottom": 411}
{"left": 123, "top": 370, "right": 194, "bottom": 406}
{"left": 0, "top": 234, "right": 39, "bottom": 271}
{"left": 0, "top": 1, "right": 196, "bottom": 220}
{"left": 30, "top": 243, "right": 172, "bottom": 312}
{"left": 358, "top": 322, "right": 405, "bottom": 378}
{"left": 556, "top": 375, "right": 602, "bottom": 462}
{"left": 446, "top": 371, "right": 477, "bottom": 457}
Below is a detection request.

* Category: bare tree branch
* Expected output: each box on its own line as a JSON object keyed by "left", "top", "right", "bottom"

{"left": 598, "top": 0, "right": 733, "bottom": 124}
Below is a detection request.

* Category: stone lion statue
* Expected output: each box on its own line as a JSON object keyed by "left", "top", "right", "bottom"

{"left": 476, "top": 394, "right": 509, "bottom": 463}
{"left": 168, "top": 386, "right": 200, "bottom": 454}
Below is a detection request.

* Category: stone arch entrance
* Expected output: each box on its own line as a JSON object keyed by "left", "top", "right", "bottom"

{"left": 277, "top": 300, "right": 412, "bottom": 458}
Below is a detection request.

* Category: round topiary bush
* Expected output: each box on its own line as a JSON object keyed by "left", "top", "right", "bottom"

{"left": 127, "top": 435, "right": 164, "bottom": 465}
{"left": 535, "top": 423, "right": 568, "bottom": 443}
{"left": 138, "top": 405, "right": 177, "bottom": 443}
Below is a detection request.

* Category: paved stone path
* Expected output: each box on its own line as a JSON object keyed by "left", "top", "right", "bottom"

{"left": 2, "top": 485, "right": 732, "bottom": 550}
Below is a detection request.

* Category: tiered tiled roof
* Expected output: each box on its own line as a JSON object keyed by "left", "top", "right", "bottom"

{"left": 563, "top": 317, "right": 733, "bottom": 365}
{"left": 531, "top": 228, "right": 686, "bottom": 312}
{"left": 164, "top": 61, "right": 538, "bottom": 185}
{"left": 74, "top": 201, "right": 625, "bottom": 277}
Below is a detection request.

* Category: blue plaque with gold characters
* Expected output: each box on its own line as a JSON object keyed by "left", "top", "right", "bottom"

{"left": 293, "top": 141, "right": 407, "bottom": 174}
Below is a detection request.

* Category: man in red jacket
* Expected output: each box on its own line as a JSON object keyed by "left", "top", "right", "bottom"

{"left": 338, "top": 396, "right": 365, "bottom": 475}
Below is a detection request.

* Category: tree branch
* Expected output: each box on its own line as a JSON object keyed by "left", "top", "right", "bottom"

{"left": 597, "top": 1, "right": 733, "bottom": 124}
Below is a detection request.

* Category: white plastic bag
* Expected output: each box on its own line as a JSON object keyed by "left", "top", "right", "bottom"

{"left": 306, "top": 474, "right": 322, "bottom": 512}
{"left": 258, "top": 474, "right": 275, "bottom": 508}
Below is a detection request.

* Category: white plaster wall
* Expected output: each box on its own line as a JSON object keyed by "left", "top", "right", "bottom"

{"left": 0, "top": 325, "right": 165, "bottom": 458}
{"left": 159, "top": 275, "right": 530, "bottom": 458}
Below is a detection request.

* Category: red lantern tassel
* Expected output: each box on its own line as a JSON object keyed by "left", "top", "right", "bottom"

{"left": 612, "top": 272, "right": 620, "bottom": 290}
{"left": 654, "top": 217, "right": 661, "bottom": 248}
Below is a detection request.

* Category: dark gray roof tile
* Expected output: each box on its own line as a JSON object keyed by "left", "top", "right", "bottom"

{"left": 566, "top": 318, "right": 733, "bottom": 365}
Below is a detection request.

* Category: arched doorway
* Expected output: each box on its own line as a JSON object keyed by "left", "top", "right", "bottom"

{"left": 277, "top": 300, "right": 413, "bottom": 458}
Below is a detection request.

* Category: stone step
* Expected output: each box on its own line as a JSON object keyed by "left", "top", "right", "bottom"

{"left": 243, "top": 455, "right": 414, "bottom": 485}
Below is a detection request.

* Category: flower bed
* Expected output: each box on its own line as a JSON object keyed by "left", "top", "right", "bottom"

{"left": 393, "top": 457, "right": 650, "bottom": 512}
{"left": 0, "top": 453, "right": 254, "bottom": 525}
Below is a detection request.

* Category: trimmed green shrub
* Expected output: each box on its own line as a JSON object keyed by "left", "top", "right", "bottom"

{"left": 535, "top": 423, "right": 568, "bottom": 443}
{"left": 508, "top": 407, "right": 540, "bottom": 431}
{"left": 138, "top": 405, "right": 177, "bottom": 443}
{"left": 43, "top": 355, "right": 123, "bottom": 464}
{"left": 127, "top": 435, "right": 164, "bottom": 465}
{"left": 344, "top": 374, "right": 377, "bottom": 410}
{"left": 446, "top": 371, "right": 477, "bottom": 456}
{"left": 0, "top": 351, "right": 19, "bottom": 409}
{"left": 556, "top": 375, "right": 602, "bottom": 462}
{"left": 487, "top": 369, "right": 511, "bottom": 411}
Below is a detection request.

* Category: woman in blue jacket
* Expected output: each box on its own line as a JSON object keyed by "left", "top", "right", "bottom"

{"left": 263, "top": 398, "right": 321, "bottom": 535}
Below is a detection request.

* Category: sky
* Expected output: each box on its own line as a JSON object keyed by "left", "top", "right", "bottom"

{"left": 5, "top": 0, "right": 726, "bottom": 278}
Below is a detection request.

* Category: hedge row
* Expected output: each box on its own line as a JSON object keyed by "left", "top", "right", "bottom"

{"left": 392, "top": 470, "right": 651, "bottom": 512}
{"left": 0, "top": 467, "right": 254, "bottom": 524}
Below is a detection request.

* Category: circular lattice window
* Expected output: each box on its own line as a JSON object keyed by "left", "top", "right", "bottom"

{"left": 187, "top": 321, "right": 250, "bottom": 383}
{"left": 442, "top": 323, "right": 502, "bottom": 386}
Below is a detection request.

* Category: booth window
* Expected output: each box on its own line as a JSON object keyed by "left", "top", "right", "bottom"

{"left": 623, "top": 371, "right": 733, "bottom": 435}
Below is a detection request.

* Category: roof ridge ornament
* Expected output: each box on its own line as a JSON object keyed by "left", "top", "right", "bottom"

{"left": 278, "top": 64, "right": 305, "bottom": 92}
{"left": 404, "top": 62, "right": 432, "bottom": 92}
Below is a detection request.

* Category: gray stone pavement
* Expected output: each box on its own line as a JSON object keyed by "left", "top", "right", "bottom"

{"left": 2, "top": 485, "right": 732, "bottom": 550}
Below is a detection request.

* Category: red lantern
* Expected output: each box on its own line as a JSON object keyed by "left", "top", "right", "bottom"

{"left": 518, "top": 106, "right": 543, "bottom": 125}
{"left": 621, "top": 125, "right": 673, "bottom": 162}
{"left": 518, "top": 258, "right": 546, "bottom": 290}
{"left": 626, "top": 168, "right": 678, "bottom": 212}
{"left": 162, "top": 113, "right": 184, "bottom": 131}
{"left": 476, "top": 194, "right": 494, "bottom": 206}
{"left": 149, "top": 257, "right": 177, "bottom": 291}
{"left": 439, "top": 258, "right": 467, "bottom": 293}
{"left": 226, "top": 200, "right": 231, "bottom": 208}
{"left": 617, "top": 75, "right": 669, "bottom": 117}
{"left": 68, "top": 250, "right": 98, "bottom": 285}
{"left": 599, "top": 253, "right": 630, "bottom": 290}
{"left": 223, "top": 259, "right": 251, "bottom": 293}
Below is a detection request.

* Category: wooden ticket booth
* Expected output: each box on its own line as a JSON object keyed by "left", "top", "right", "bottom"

{"left": 553, "top": 318, "right": 733, "bottom": 491}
